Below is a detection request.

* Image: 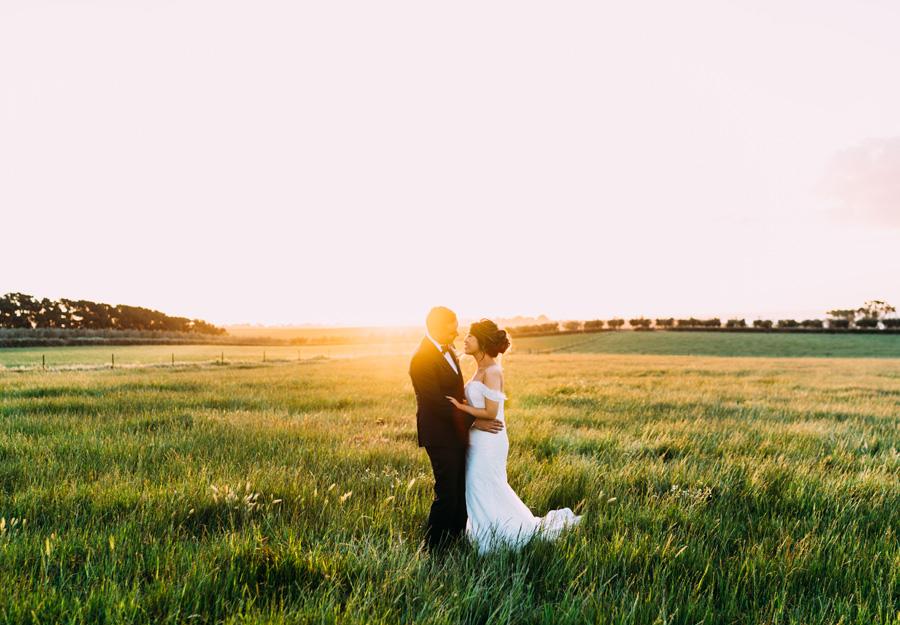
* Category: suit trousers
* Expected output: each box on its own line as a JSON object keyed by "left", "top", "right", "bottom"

{"left": 423, "top": 445, "right": 467, "bottom": 550}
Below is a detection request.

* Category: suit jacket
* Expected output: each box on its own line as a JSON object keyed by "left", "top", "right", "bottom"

{"left": 409, "top": 337, "right": 472, "bottom": 448}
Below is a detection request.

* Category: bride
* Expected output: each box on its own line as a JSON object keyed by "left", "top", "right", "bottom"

{"left": 446, "top": 319, "right": 582, "bottom": 554}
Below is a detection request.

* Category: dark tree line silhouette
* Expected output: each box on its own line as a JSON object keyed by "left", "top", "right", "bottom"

{"left": 0, "top": 293, "right": 225, "bottom": 334}
{"left": 508, "top": 301, "right": 899, "bottom": 337}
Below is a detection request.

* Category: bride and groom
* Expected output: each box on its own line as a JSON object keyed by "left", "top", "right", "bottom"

{"left": 409, "top": 306, "right": 582, "bottom": 555}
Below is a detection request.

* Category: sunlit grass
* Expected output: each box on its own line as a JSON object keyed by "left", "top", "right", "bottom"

{"left": 0, "top": 343, "right": 418, "bottom": 370}
{"left": 0, "top": 352, "right": 898, "bottom": 624}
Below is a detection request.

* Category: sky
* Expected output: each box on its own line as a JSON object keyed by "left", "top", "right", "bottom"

{"left": 2, "top": 1, "right": 898, "bottom": 326}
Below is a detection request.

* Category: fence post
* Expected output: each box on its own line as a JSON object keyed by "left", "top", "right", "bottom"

{"left": 172, "top": 353, "right": 175, "bottom": 367}
{"left": 42, "top": 354, "right": 46, "bottom": 370}
{"left": 263, "top": 350, "right": 266, "bottom": 363}
{"left": 111, "top": 354, "right": 115, "bottom": 369}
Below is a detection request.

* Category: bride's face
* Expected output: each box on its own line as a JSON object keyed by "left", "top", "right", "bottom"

{"left": 463, "top": 333, "right": 479, "bottom": 355}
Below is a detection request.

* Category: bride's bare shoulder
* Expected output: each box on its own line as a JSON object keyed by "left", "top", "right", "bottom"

{"left": 483, "top": 365, "right": 503, "bottom": 390}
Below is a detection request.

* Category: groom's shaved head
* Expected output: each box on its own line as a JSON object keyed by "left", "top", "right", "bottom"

{"left": 426, "top": 306, "right": 456, "bottom": 331}
{"left": 426, "top": 306, "right": 458, "bottom": 343}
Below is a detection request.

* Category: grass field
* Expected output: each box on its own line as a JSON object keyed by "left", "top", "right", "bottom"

{"left": 0, "top": 341, "right": 898, "bottom": 623}
{"left": 515, "top": 331, "right": 900, "bottom": 359}
{"left": 0, "top": 343, "right": 417, "bottom": 370}
{"left": 3, "top": 332, "right": 899, "bottom": 371}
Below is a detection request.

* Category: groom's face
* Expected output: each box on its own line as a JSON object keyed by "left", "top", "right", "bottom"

{"left": 433, "top": 319, "right": 458, "bottom": 346}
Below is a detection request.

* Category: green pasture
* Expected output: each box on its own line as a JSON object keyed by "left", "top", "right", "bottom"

{"left": 0, "top": 350, "right": 897, "bottom": 623}
{"left": 3, "top": 332, "right": 899, "bottom": 372}
{"left": 515, "top": 330, "right": 900, "bottom": 359}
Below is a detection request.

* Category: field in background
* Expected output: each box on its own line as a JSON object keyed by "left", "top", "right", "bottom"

{"left": 513, "top": 330, "right": 900, "bottom": 359}
{"left": 0, "top": 343, "right": 419, "bottom": 370}
{"left": 224, "top": 325, "right": 421, "bottom": 342}
{"left": 3, "top": 331, "right": 899, "bottom": 370}
{"left": 0, "top": 349, "right": 897, "bottom": 623}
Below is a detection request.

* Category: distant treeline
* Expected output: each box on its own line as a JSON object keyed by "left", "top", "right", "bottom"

{"left": 0, "top": 293, "right": 225, "bottom": 335}
{"left": 509, "top": 301, "right": 899, "bottom": 337}
{"left": 4, "top": 293, "right": 897, "bottom": 347}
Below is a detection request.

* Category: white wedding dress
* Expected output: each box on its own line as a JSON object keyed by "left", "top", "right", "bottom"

{"left": 464, "top": 366, "right": 582, "bottom": 554}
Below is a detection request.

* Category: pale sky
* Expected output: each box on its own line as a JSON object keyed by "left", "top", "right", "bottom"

{"left": 2, "top": 1, "right": 898, "bottom": 326}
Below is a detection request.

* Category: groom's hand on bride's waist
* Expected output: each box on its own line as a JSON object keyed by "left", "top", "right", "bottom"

{"left": 472, "top": 419, "right": 504, "bottom": 434}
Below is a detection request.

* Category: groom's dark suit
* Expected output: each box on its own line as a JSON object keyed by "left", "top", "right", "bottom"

{"left": 409, "top": 337, "right": 473, "bottom": 550}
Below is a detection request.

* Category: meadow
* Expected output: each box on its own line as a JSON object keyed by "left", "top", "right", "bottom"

{"left": 515, "top": 331, "right": 900, "bottom": 359}
{"left": 0, "top": 344, "right": 414, "bottom": 370}
{"left": 0, "top": 335, "right": 898, "bottom": 624}
{"left": 3, "top": 331, "right": 899, "bottom": 371}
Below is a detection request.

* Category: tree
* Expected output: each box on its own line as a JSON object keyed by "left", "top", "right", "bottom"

{"left": 725, "top": 319, "right": 746, "bottom": 328}
{"left": 827, "top": 309, "right": 858, "bottom": 328}
{"left": 508, "top": 322, "right": 559, "bottom": 336}
{"left": 655, "top": 318, "right": 674, "bottom": 328}
{"left": 777, "top": 319, "right": 800, "bottom": 328}
{"left": 563, "top": 321, "right": 582, "bottom": 332}
{"left": 753, "top": 320, "right": 773, "bottom": 329}
{"left": 628, "top": 318, "right": 652, "bottom": 329}
{"left": 0, "top": 293, "right": 39, "bottom": 328}
{"left": 584, "top": 319, "right": 605, "bottom": 331}
{"left": 828, "top": 301, "right": 895, "bottom": 329}
{"left": 0, "top": 293, "right": 35, "bottom": 328}
{"left": 675, "top": 318, "right": 720, "bottom": 328}
{"left": 607, "top": 318, "right": 625, "bottom": 330}
{"left": 190, "top": 319, "right": 227, "bottom": 335}
{"left": 857, "top": 300, "right": 896, "bottom": 320}
{"left": 0, "top": 292, "right": 225, "bottom": 334}
{"left": 827, "top": 309, "right": 857, "bottom": 322}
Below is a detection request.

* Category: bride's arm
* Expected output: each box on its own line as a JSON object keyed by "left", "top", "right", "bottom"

{"left": 445, "top": 369, "right": 503, "bottom": 419}
{"left": 447, "top": 396, "right": 499, "bottom": 420}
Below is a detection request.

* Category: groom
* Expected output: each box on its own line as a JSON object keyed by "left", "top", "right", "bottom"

{"left": 409, "top": 306, "right": 504, "bottom": 552}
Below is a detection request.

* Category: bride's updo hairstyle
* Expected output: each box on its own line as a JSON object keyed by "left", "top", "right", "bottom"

{"left": 469, "top": 319, "right": 511, "bottom": 357}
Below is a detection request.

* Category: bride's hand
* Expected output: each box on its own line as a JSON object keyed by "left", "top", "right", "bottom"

{"left": 445, "top": 396, "right": 464, "bottom": 409}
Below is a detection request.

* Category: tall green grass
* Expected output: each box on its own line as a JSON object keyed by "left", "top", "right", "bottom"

{"left": 1, "top": 352, "right": 898, "bottom": 624}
